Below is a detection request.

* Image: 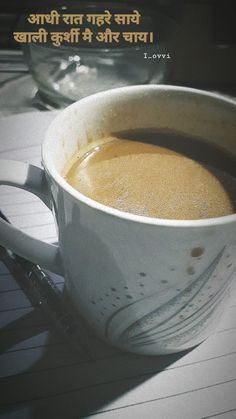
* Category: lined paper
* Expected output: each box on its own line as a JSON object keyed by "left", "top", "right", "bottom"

{"left": 0, "top": 111, "right": 236, "bottom": 419}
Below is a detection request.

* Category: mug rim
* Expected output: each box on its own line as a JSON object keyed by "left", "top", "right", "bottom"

{"left": 43, "top": 84, "right": 236, "bottom": 228}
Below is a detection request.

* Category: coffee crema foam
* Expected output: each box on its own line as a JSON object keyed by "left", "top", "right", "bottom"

{"left": 63, "top": 135, "right": 235, "bottom": 220}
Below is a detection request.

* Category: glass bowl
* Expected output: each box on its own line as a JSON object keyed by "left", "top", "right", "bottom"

{"left": 22, "top": 42, "right": 170, "bottom": 108}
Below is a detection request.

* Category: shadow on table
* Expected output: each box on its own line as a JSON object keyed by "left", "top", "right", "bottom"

{"left": 0, "top": 298, "right": 192, "bottom": 418}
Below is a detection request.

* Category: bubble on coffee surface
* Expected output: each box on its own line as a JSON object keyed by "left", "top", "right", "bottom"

{"left": 65, "top": 136, "right": 236, "bottom": 220}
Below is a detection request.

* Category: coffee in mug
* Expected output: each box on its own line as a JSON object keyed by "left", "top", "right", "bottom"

{"left": 63, "top": 129, "right": 236, "bottom": 220}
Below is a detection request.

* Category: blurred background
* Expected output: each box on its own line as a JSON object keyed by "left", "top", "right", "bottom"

{"left": 0, "top": 0, "right": 236, "bottom": 115}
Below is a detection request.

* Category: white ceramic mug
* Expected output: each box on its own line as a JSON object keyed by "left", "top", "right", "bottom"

{"left": 0, "top": 85, "right": 236, "bottom": 355}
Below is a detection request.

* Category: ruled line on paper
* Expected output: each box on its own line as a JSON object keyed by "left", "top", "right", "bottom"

{"left": 216, "top": 326, "right": 236, "bottom": 334}
{"left": 1, "top": 380, "right": 236, "bottom": 419}
{"left": 1, "top": 323, "right": 236, "bottom": 363}
{"left": 79, "top": 380, "right": 236, "bottom": 418}
{"left": 1, "top": 199, "right": 45, "bottom": 207}
{"left": 0, "top": 198, "right": 47, "bottom": 210}
{"left": 5, "top": 192, "right": 48, "bottom": 207}
{"left": 0, "top": 188, "right": 30, "bottom": 197}
{"left": 17, "top": 221, "right": 54, "bottom": 231}
{"left": 1, "top": 351, "right": 124, "bottom": 380}
{"left": 2, "top": 373, "right": 236, "bottom": 409}
{"left": 6, "top": 207, "right": 52, "bottom": 217}
{"left": 0, "top": 305, "right": 33, "bottom": 313}
{"left": 3, "top": 341, "right": 67, "bottom": 355}
{"left": 2, "top": 330, "right": 236, "bottom": 391}
{"left": 9, "top": 210, "right": 50, "bottom": 219}
{"left": 21, "top": 226, "right": 57, "bottom": 240}
{"left": 2, "top": 346, "right": 236, "bottom": 382}
{"left": 84, "top": 380, "right": 236, "bottom": 415}
{"left": 202, "top": 408, "right": 236, "bottom": 418}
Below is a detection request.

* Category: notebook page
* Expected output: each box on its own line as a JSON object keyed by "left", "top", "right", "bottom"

{"left": 0, "top": 112, "right": 236, "bottom": 419}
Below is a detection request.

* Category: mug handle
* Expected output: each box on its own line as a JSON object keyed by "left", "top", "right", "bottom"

{"left": 0, "top": 160, "right": 64, "bottom": 275}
